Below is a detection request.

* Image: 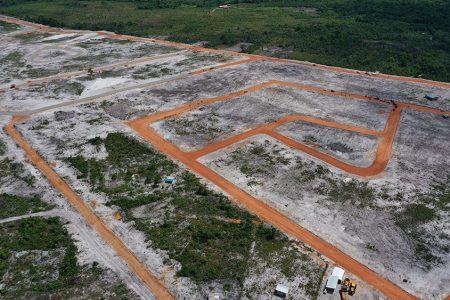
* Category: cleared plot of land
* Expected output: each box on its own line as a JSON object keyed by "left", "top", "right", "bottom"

{"left": 96, "top": 60, "right": 450, "bottom": 125}
{"left": 1, "top": 51, "right": 235, "bottom": 111}
{"left": 199, "top": 120, "right": 450, "bottom": 299}
{"left": 2, "top": 16, "right": 450, "bottom": 300}
{"left": 15, "top": 108, "right": 327, "bottom": 299}
{"left": 0, "top": 30, "right": 180, "bottom": 85}
{"left": 276, "top": 122, "right": 379, "bottom": 167}
{"left": 151, "top": 84, "right": 389, "bottom": 151}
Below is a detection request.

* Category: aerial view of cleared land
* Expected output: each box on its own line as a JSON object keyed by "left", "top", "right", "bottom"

{"left": 0, "top": 3, "right": 449, "bottom": 300}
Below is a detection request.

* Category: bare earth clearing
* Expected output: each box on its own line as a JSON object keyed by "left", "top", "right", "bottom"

{"left": 1, "top": 16, "right": 449, "bottom": 300}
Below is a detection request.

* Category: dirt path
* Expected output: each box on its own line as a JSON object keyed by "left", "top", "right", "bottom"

{"left": 4, "top": 116, "right": 174, "bottom": 300}
{"left": 187, "top": 114, "right": 382, "bottom": 160}
{"left": 0, "top": 51, "right": 188, "bottom": 90}
{"left": 2, "top": 15, "right": 449, "bottom": 89}
{"left": 127, "top": 119, "right": 417, "bottom": 300}
{"left": 127, "top": 80, "right": 450, "bottom": 299}
{"left": 140, "top": 80, "right": 447, "bottom": 177}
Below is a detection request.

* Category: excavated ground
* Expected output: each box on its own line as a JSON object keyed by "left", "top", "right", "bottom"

{"left": 1, "top": 17, "right": 449, "bottom": 300}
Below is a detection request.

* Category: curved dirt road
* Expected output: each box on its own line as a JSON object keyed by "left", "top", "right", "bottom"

{"left": 127, "top": 80, "right": 449, "bottom": 299}
{"left": 127, "top": 119, "right": 417, "bottom": 300}
{"left": 139, "top": 80, "right": 448, "bottom": 177}
{"left": 4, "top": 116, "right": 174, "bottom": 300}
{"left": 187, "top": 114, "right": 382, "bottom": 160}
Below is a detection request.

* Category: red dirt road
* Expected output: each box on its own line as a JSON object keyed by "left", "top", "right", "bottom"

{"left": 5, "top": 116, "right": 175, "bottom": 300}
{"left": 127, "top": 118, "right": 417, "bottom": 300}
{"left": 127, "top": 80, "right": 449, "bottom": 299}
{"left": 2, "top": 16, "right": 450, "bottom": 90}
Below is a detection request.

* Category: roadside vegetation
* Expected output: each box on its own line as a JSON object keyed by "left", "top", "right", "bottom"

{"left": 0, "top": 20, "right": 19, "bottom": 33}
{"left": 0, "top": 217, "right": 137, "bottom": 299}
{"left": 0, "top": 139, "right": 35, "bottom": 187}
{"left": 65, "top": 132, "right": 324, "bottom": 297}
{"left": 0, "top": 194, "right": 54, "bottom": 219}
{"left": 1, "top": 0, "right": 449, "bottom": 81}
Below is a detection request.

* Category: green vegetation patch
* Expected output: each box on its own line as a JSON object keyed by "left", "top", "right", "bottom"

{"left": 0, "top": 20, "right": 20, "bottom": 33}
{"left": 232, "top": 142, "right": 291, "bottom": 180}
{"left": 13, "top": 31, "right": 51, "bottom": 42}
{"left": 0, "top": 139, "right": 6, "bottom": 156}
{"left": 0, "top": 217, "right": 78, "bottom": 295}
{"left": 0, "top": 158, "right": 35, "bottom": 186}
{"left": 0, "top": 194, "right": 54, "bottom": 219}
{"left": 66, "top": 132, "right": 177, "bottom": 196}
{"left": 0, "top": 217, "right": 137, "bottom": 299}
{"left": 395, "top": 203, "right": 437, "bottom": 230}
{"left": 64, "top": 132, "right": 324, "bottom": 295}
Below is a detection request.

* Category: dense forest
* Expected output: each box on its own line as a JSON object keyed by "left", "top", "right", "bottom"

{"left": 1, "top": 0, "right": 449, "bottom": 81}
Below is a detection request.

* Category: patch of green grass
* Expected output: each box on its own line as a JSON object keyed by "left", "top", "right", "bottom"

{"left": 0, "top": 217, "right": 136, "bottom": 299}
{"left": 321, "top": 178, "right": 376, "bottom": 208}
{"left": 0, "top": 158, "right": 35, "bottom": 186}
{"left": 0, "top": 20, "right": 20, "bottom": 33}
{"left": 0, "top": 194, "right": 54, "bottom": 219}
{"left": 395, "top": 203, "right": 437, "bottom": 230}
{"left": 0, "top": 217, "right": 74, "bottom": 279}
{"left": 66, "top": 133, "right": 177, "bottom": 196}
{"left": 13, "top": 31, "right": 51, "bottom": 42}
{"left": 0, "top": 51, "right": 25, "bottom": 65}
{"left": 418, "top": 175, "right": 450, "bottom": 212}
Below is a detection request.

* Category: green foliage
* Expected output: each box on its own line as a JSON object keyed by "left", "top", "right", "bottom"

{"left": 0, "top": 139, "right": 6, "bottom": 156}
{"left": 1, "top": 0, "right": 450, "bottom": 80}
{"left": 66, "top": 156, "right": 105, "bottom": 185}
{"left": 419, "top": 174, "right": 450, "bottom": 211}
{"left": 0, "top": 217, "right": 72, "bottom": 278}
{"left": 0, "top": 20, "right": 20, "bottom": 32}
{"left": 0, "top": 158, "right": 35, "bottom": 186}
{"left": 59, "top": 244, "right": 79, "bottom": 279}
{"left": 69, "top": 133, "right": 321, "bottom": 287}
{"left": 0, "top": 193, "right": 53, "bottom": 218}
{"left": 395, "top": 203, "right": 437, "bottom": 230}
{"left": 0, "top": 217, "right": 135, "bottom": 298}
{"left": 66, "top": 132, "right": 177, "bottom": 195}
{"left": 322, "top": 178, "right": 375, "bottom": 208}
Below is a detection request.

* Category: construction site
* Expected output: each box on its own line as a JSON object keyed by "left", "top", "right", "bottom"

{"left": 0, "top": 16, "right": 449, "bottom": 300}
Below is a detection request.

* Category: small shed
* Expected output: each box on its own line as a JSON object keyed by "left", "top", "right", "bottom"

{"left": 331, "top": 266, "right": 345, "bottom": 284}
{"left": 424, "top": 93, "right": 439, "bottom": 101}
{"left": 325, "top": 275, "right": 339, "bottom": 293}
{"left": 275, "top": 284, "right": 289, "bottom": 298}
{"left": 164, "top": 176, "right": 176, "bottom": 184}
